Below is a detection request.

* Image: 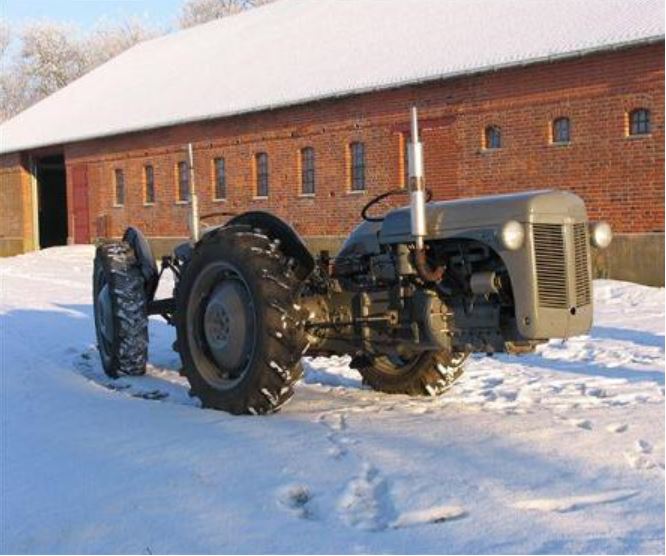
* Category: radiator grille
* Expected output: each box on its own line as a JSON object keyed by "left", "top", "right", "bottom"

{"left": 573, "top": 223, "right": 592, "bottom": 306}
{"left": 533, "top": 224, "right": 568, "bottom": 309}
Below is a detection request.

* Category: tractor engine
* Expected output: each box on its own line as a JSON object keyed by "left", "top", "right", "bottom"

{"left": 303, "top": 225, "right": 517, "bottom": 362}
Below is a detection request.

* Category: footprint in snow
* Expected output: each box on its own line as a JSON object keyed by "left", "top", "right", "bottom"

{"left": 635, "top": 439, "right": 653, "bottom": 454}
{"left": 317, "top": 412, "right": 352, "bottom": 459}
{"left": 624, "top": 452, "right": 656, "bottom": 470}
{"left": 277, "top": 484, "right": 315, "bottom": 519}
{"left": 624, "top": 439, "right": 658, "bottom": 470}
{"left": 338, "top": 463, "right": 397, "bottom": 531}
{"left": 512, "top": 490, "right": 638, "bottom": 513}
{"left": 316, "top": 411, "right": 347, "bottom": 431}
{"left": 569, "top": 418, "right": 593, "bottom": 430}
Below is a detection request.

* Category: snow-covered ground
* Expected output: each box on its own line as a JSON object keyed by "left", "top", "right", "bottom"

{"left": 1, "top": 246, "right": 664, "bottom": 554}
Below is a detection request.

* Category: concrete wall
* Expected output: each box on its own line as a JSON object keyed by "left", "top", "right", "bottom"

{"left": 592, "top": 232, "right": 665, "bottom": 287}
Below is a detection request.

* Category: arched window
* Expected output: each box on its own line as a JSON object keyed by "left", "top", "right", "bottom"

{"left": 484, "top": 125, "right": 501, "bottom": 149}
{"left": 552, "top": 117, "right": 571, "bottom": 143}
{"left": 629, "top": 108, "right": 651, "bottom": 136}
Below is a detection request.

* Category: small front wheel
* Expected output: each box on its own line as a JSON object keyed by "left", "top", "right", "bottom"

{"left": 93, "top": 242, "right": 148, "bottom": 378}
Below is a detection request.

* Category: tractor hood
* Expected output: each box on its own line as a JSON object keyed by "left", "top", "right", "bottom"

{"left": 379, "top": 189, "right": 587, "bottom": 243}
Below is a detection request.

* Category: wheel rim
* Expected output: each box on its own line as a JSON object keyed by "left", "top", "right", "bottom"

{"left": 188, "top": 262, "right": 257, "bottom": 390}
{"left": 94, "top": 273, "right": 114, "bottom": 364}
{"left": 203, "top": 280, "right": 254, "bottom": 371}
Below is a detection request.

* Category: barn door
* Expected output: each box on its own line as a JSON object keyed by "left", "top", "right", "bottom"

{"left": 71, "top": 164, "right": 90, "bottom": 244}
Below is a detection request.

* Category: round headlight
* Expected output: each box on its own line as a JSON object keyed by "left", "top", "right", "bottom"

{"left": 499, "top": 220, "right": 525, "bottom": 251}
{"left": 590, "top": 221, "right": 613, "bottom": 249}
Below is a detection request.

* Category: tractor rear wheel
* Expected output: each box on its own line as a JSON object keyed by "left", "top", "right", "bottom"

{"left": 352, "top": 350, "right": 466, "bottom": 396}
{"left": 175, "top": 226, "right": 307, "bottom": 414}
{"left": 93, "top": 242, "right": 148, "bottom": 378}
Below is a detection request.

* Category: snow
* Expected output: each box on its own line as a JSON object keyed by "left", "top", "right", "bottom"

{"left": 1, "top": 245, "right": 664, "bottom": 554}
{"left": 1, "top": 0, "right": 664, "bottom": 155}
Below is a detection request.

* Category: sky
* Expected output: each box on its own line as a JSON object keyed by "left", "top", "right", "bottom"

{"left": 1, "top": 0, "right": 186, "bottom": 29}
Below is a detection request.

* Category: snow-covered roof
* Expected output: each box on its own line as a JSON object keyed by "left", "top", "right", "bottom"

{"left": 0, "top": 0, "right": 663, "bottom": 155}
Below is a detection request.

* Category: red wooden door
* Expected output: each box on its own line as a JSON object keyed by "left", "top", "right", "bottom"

{"left": 71, "top": 164, "right": 90, "bottom": 244}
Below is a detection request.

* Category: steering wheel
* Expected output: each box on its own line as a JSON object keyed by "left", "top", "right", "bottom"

{"left": 361, "top": 188, "right": 433, "bottom": 222}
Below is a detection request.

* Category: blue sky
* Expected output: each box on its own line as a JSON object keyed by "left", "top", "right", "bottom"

{"left": 2, "top": 0, "right": 186, "bottom": 29}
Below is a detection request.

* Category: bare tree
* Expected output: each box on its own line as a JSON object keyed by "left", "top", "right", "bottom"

{"left": 18, "top": 22, "right": 88, "bottom": 98}
{"left": 0, "top": 19, "right": 10, "bottom": 59}
{"left": 178, "top": 0, "right": 275, "bottom": 28}
{"left": 0, "top": 18, "right": 160, "bottom": 121}
{"left": 0, "top": 0, "right": 276, "bottom": 122}
{"left": 84, "top": 17, "right": 161, "bottom": 69}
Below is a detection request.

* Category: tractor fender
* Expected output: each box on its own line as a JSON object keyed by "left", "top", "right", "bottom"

{"left": 122, "top": 227, "right": 159, "bottom": 301}
{"left": 225, "top": 211, "right": 315, "bottom": 279}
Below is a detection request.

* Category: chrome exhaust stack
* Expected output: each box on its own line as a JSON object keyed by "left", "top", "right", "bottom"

{"left": 408, "top": 107, "right": 443, "bottom": 283}
{"left": 187, "top": 143, "right": 200, "bottom": 242}
{"left": 408, "top": 106, "right": 427, "bottom": 248}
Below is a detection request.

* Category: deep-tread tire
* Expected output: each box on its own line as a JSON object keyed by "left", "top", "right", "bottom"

{"left": 175, "top": 226, "right": 307, "bottom": 415}
{"left": 353, "top": 351, "right": 466, "bottom": 397}
{"left": 93, "top": 242, "right": 148, "bottom": 378}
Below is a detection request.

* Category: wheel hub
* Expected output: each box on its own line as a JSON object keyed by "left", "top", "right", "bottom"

{"left": 203, "top": 280, "right": 253, "bottom": 373}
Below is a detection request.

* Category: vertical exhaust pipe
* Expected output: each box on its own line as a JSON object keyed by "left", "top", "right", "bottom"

{"left": 187, "top": 143, "right": 200, "bottom": 242}
{"left": 408, "top": 106, "right": 427, "bottom": 249}
{"left": 408, "top": 107, "right": 443, "bottom": 283}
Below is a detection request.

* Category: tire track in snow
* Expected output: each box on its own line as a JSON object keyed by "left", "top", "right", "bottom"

{"left": 72, "top": 346, "right": 196, "bottom": 407}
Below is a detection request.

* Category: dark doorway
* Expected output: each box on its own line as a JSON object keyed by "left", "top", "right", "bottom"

{"left": 36, "top": 155, "right": 68, "bottom": 248}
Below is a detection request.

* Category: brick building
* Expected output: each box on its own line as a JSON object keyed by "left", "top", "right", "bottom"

{"left": 0, "top": 0, "right": 664, "bottom": 284}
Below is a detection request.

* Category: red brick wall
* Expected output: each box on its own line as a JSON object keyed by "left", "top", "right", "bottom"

{"left": 62, "top": 43, "right": 664, "bottom": 241}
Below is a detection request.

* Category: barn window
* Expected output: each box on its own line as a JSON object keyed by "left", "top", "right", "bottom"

{"left": 484, "top": 125, "right": 502, "bottom": 149}
{"left": 629, "top": 108, "right": 651, "bottom": 136}
{"left": 177, "top": 161, "right": 190, "bottom": 202}
{"left": 114, "top": 169, "right": 125, "bottom": 206}
{"left": 552, "top": 117, "right": 571, "bottom": 143}
{"left": 213, "top": 157, "right": 226, "bottom": 200}
{"left": 144, "top": 165, "right": 155, "bottom": 204}
{"left": 255, "top": 152, "right": 269, "bottom": 197}
{"left": 300, "top": 147, "right": 315, "bottom": 195}
{"left": 349, "top": 141, "right": 365, "bottom": 191}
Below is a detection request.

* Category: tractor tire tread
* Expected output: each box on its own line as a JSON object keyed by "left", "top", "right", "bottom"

{"left": 93, "top": 241, "right": 148, "bottom": 378}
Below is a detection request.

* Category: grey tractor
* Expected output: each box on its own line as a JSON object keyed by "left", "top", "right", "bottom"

{"left": 93, "top": 108, "right": 613, "bottom": 414}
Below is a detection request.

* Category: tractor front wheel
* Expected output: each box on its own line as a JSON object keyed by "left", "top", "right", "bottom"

{"left": 93, "top": 242, "right": 149, "bottom": 378}
{"left": 175, "top": 226, "right": 307, "bottom": 415}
